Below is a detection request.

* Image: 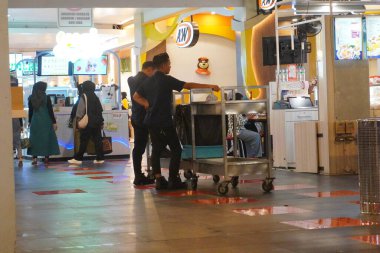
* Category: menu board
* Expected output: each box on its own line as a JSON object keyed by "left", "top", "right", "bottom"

{"left": 39, "top": 56, "right": 70, "bottom": 76}
{"left": 334, "top": 17, "right": 362, "bottom": 60}
{"left": 73, "top": 55, "right": 108, "bottom": 75}
{"left": 366, "top": 16, "right": 380, "bottom": 58}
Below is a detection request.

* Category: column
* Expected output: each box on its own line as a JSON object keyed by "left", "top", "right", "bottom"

{"left": 0, "top": 0, "right": 16, "bottom": 252}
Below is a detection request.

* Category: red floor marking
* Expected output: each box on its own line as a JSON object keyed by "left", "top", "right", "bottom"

{"left": 239, "top": 179, "right": 262, "bottom": 184}
{"left": 73, "top": 171, "right": 111, "bottom": 175}
{"left": 33, "top": 189, "right": 86, "bottom": 195}
{"left": 199, "top": 175, "right": 214, "bottom": 180}
{"left": 351, "top": 235, "right": 380, "bottom": 246}
{"left": 88, "top": 176, "right": 114, "bottom": 180}
{"left": 58, "top": 167, "right": 95, "bottom": 172}
{"left": 298, "top": 190, "right": 359, "bottom": 198}
{"left": 350, "top": 200, "right": 360, "bottom": 205}
{"left": 233, "top": 206, "right": 310, "bottom": 216}
{"left": 107, "top": 175, "right": 129, "bottom": 184}
{"left": 192, "top": 197, "right": 258, "bottom": 205}
{"left": 134, "top": 185, "right": 155, "bottom": 190}
{"left": 281, "top": 217, "right": 379, "bottom": 230}
{"left": 274, "top": 184, "right": 317, "bottom": 190}
{"left": 158, "top": 190, "right": 211, "bottom": 197}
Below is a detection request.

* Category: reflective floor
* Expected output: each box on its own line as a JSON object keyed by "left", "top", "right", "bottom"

{"left": 15, "top": 158, "right": 380, "bottom": 253}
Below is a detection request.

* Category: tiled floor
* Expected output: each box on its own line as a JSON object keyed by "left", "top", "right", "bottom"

{"left": 14, "top": 158, "right": 380, "bottom": 253}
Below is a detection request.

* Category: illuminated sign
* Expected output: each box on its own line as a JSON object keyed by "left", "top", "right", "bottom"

{"left": 175, "top": 22, "right": 199, "bottom": 48}
{"left": 258, "top": 0, "right": 277, "bottom": 11}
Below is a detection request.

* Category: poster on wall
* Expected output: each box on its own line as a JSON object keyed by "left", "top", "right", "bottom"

{"left": 334, "top": 17, "right": 362, "bottom": 60}
{"left": 366, "top": 16, "right": 380, "bottom": 58}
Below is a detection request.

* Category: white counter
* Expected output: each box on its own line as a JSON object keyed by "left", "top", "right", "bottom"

{"left": 271, "top": 108, "right": 319, "bottom": 172}
{"left": 52, "top": 108, "right": 130, "bottom": 158}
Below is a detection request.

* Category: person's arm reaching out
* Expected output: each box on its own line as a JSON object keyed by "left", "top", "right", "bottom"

{"left": 133, "top": 92, "right": 149, "bottom": 110}
{"left": 183, "top": 82, "right": 220, "bottom": 91}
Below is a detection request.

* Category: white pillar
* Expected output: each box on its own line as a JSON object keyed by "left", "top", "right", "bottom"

{"left": 0, "top": 1, "right": 16, "bottom": 252}
{"left": 132, "top": 12, "right": 143, "bottom": 74}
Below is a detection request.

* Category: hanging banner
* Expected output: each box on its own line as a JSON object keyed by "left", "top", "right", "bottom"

{"left": 366, "top": 16, "right": 380, "bottom": 58}
{"left": 334, "top": 17, "right": 362, "bottom": 60}
{"left": 175, "top": 22, "right": 199, "bottom": 48}
{"left": 58, "top": 8, "right": 93, "bottom": 28}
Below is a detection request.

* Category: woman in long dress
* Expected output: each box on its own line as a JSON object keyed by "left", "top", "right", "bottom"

{"left": 27, "top": 81, "right": 60, "bottom": 165}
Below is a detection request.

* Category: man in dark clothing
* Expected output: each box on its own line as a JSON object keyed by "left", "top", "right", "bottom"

{"left": 133, "top": 53, "right": 219, "bottom": 190}
{"left": 128, "top": 61, "right": 155, "bottom": 185}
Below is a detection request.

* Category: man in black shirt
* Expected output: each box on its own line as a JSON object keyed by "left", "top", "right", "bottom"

{"left": 128, "top": 61, "right": 156, "bottom": 185}
{"left": 133, "top": 53, "right": 219, "bottom": 190}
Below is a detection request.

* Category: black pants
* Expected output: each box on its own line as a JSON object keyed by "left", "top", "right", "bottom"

{"left": 131, "top": 121, "right": 149, "bottom": 177}
{"left": 149, "top": 126, "right": 182, "bottom": 179}
{"left": 75, "top": 126, "right": 104, "bottom": 161}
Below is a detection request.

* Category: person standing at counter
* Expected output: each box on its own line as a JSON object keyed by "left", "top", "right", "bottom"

{"left": 28, "top": 81, "right": 60, "bottom": 165}
{"left": 128, "top": 61, "right": 155, "bottom": 185}
{"left": 69, "top": 81, "right": 104, "bottom": 165}
{"left": 121, "top": 92, "right": 129, "bottom": 110}
{"left": 11, "top": 75, "right": 23, "bottom": 167}
{"left": 133, "top": 52, "right": 220, "bottom": 190}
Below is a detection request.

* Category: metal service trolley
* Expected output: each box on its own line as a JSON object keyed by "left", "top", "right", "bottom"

{"left": 175, "top": 86, "right": 274, "bottom": 195}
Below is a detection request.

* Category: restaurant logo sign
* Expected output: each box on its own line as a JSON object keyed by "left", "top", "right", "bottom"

{"left": 175, "top": 22, "right": 199, "bottom": 48}
{"left": 258, "top": 0, "right": 277, "bottom": 11}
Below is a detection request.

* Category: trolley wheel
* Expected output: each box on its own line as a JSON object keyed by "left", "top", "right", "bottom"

{"left": 212, "top": 175, "right": 220, "bottom": 184}
{"left": 231, "top": 176, "right": 239, "bottom": 188}
{"left": 217, "top": 182, "right": 229, "bottom": 195}
{"left": 262, "top": 180, "right": 274, "bottom": 193}
{"left": 184, "top": 170, "right": 193, "bottom": 180}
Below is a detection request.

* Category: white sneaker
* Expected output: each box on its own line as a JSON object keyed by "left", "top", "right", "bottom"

{"left": 94, "top": 160, "right": 105, "bottom": 164}
{"left": 68, "top": 158, "right": 82, "bottom": 165}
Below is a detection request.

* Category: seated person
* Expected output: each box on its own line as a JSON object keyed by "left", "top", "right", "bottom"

{"left": 227, "top": 93, "right": 263, "bottom": 158}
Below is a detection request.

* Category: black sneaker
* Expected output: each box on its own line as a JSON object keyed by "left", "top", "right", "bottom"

{"left": 155, "top": 176, "right": 168, "bottom": 190}
{"left": 133, "top": 176, "right": 155, "bottom": 185}
{"left": 168, "top": 176, "right": 187, "bottom": 190}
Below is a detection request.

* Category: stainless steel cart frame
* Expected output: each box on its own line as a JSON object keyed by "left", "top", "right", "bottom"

{"left": 179, "top": 86, "right": 274, "bottom": 194}
{"left": 144, "top": 86, "right": 274, "bottom": 195}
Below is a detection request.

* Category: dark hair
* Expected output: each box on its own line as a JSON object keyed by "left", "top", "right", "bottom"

{"left": 10, "top": 75, "right": 18, "bottom": 87}
{"left": 235, "top": 92, "right": 244, "bottom": 101}
{"left": 142, "top": 61, "right": 155, "bottom": 69}
{"left": 81, "top": 80, "right": 96, "bottom": 95}
{"left": 121, "top": 92, "right": 127, "bottom": 99}
{"left": 153, "top": 53, "right": 170, "bottom": 68}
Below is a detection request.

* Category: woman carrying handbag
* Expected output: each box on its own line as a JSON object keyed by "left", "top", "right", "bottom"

{"left": 68, "top": 81, "right": 105, "bottom": 165}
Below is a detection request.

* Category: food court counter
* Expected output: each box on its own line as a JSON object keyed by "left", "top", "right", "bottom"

{"left": 52, "top": 107, "right": 130, "bottom": 159}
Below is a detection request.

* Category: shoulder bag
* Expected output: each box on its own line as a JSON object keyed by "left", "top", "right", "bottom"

{"left": 77, "top": 94, "right": 89, "bottom": 129}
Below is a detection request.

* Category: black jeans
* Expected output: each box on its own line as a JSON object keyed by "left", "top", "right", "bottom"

{"left": 149, "top": 126, "right": 182, "bottom": 179}
{"left": 131, "top": 121, "right": 149, "bottom": 177}
{"left": 75, "top": 126, "right": 104, "bottom": 161}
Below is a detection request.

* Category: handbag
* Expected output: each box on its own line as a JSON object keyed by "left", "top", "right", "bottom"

{"left": 20, "top": 129, "right": 30, "bottom": 149}
{"left": 102, "top": 130, "right": 113, "bottom": 154}
{"left": 77, "top": 94, "right": 88, "bottom": 129}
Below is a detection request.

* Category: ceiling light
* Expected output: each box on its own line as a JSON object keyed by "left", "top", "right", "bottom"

{"left": 292, "top": 18, "right": 298, "bottom": 22}
{"left": 211, "top": 11, "right": 216, "bottom": 15}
